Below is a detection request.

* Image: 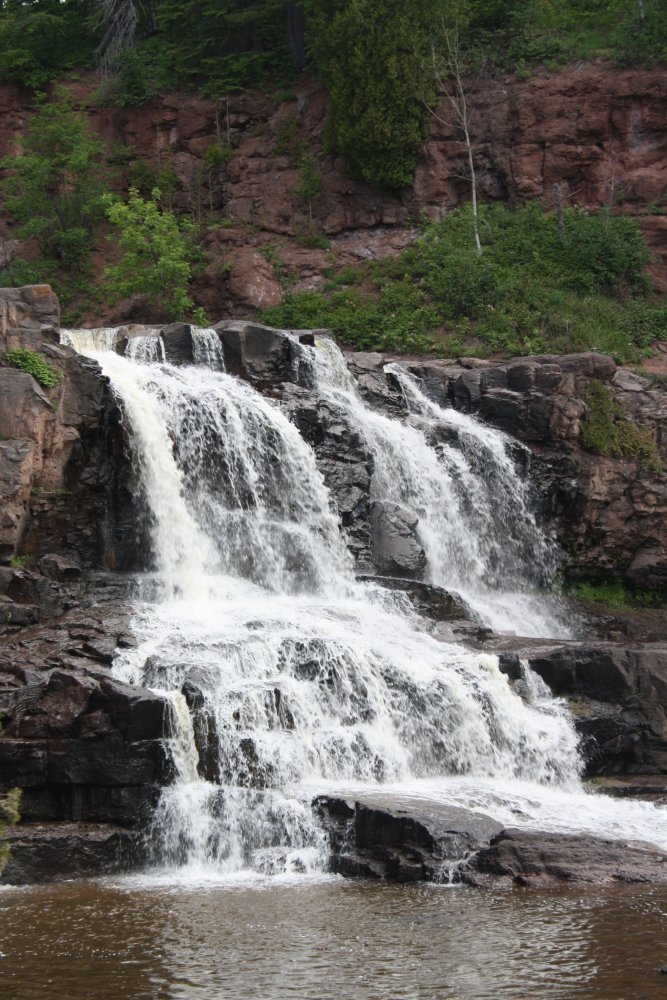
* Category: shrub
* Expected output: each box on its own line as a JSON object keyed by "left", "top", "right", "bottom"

{"left": 5, "top": 349, "right": 64, "bottom": 388}
{"left": 262, "top": 202, "right": 665, "bottom": 359}
{"left": 103, "top": 187, "right": 205, "bottom": 322}
{"left": 567, "top": 579, "right": 665, "bottom": 611}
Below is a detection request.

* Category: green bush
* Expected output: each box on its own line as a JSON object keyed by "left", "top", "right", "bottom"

{"left": 311, "top": 0, "right": 439, "bottom": 189}
{"left": 580, "top": 379, "right": 663, "bottom": 470}
{"left": 103, "top": 187, "right": 206, "bottom": 321}
{"left": 567, "top": 579, "right": 665, "bottom": 611}
{"left": 5, "top": 348, "right": 64, "bottom": 388}
{"left": 263, "top": 202, "right": 665, "bottom": 358}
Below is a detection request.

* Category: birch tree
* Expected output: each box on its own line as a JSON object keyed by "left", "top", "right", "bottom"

{"left": 426, "top": 27, "right": 482, "bottom": 256}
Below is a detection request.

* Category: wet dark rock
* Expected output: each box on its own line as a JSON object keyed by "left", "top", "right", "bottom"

{"left": 0, "top": 287, "right": 141, "bottom": 572}
{"left": 281, "top": 386, "right": 374, "bottom": 569}
{"left": 315, "top": 793, "right": 503, "bottom": 882}
{"left": 161, "top": 322, "right": 195, "bottom": 365}
{"left": 0, "top": 605, "right": 172, "bottom": 857}
{"left": 490, "top": 639, "right": 667, "bottom": 776}
{"left": 370, "top": 501, "right": 426, "bottom": 579}
{"left": 182, "top": 679, "right": 221, "bottom": 783}
{"left": 0, "top": 822, "right": 148, "bottom": 885}
{"left": 345, "top": 353, "right": 405, "bottom": 416}
{"left": 358, "top": 576, "right": 475, "bottom": 623}
{"left": 215, "top": 320, "right": 306, "bottom": 388}
{"left": 465, "top": 828, "right": 667, "bottom": 886}
{"left": 38, "top": 553, "right": 82, "bottom": 581}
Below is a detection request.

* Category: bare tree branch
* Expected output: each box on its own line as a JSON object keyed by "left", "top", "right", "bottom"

{"left": 95, "top": 0, "right": 141, "bottom": 73}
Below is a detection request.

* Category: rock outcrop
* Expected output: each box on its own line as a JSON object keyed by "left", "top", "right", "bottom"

{"left": 0, "top": 286, "right": 140, "bottom": 573}
{"left": 0, "top": 606, "right": 171, "bottom": 882}
{"left": 398, "top": 352, "right": 667, "bottom": 590}
{"left": 465, "top": 828, "right": 667, "bottom": 887}
{"left": 316, "top": 793, "right": 667, "bottom": 887}
{"left": 496, "top": 641, "right": 667, "bottom": 776}
{"left": 315, "top": 794, "right": 503, "bottom": 882}
{"left": 2, "top": 64, "right": 665, "bottom": 320}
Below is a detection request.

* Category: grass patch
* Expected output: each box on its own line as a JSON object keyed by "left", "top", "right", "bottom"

{"left": 262, "top": 202, "right": 666, "bottom": 358}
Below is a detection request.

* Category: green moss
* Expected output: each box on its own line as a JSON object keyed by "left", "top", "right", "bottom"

{"left": 580, "top": 380, "right": 663, "bottom": 471}
{"left": 5, "top": 349, "right": 64, "bottom": 389}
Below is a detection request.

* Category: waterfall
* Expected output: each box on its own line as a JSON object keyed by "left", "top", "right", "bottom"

{"left": 61, "top": 326, "right": 667, "bottom": 875}
{"left": 309, "top": 339, "right": 570, "bottom": 638}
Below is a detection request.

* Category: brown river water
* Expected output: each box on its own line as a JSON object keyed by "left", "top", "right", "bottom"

{"left": 1, "top": 876, "right": 667, "bottom": 1000}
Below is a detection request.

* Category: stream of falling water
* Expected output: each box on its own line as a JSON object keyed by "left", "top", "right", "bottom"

{"left": 62, "top": 326, "right": 667, "bottom": 878}
{"left": 309, "top": 338, "right": 569, "bottom": 637}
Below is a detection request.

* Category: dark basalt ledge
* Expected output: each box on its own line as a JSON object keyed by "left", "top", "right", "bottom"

{"left": 314, "top": 794, "right": 503, "bottom": 882}
{"left": 0, "top": 606, "right": 172, "bottom": 884}
{"left": 1, "top": 822, "right": 147, "bottom": 885}
{"left": 490, "top": 639, "right": 667, "bottom": 777}
{"left": 356, "top": 576, "right": 477, "bottom": 624}
{"left": 464, "top": 829, "right": 667, "bottom": 888}
{"left": 314, "top": 794, "right": 667, "bottom": 887}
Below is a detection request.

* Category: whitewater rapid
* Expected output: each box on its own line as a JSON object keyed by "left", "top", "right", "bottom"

{"left": 61, "top": 326, "right": 667, "bottom": 876}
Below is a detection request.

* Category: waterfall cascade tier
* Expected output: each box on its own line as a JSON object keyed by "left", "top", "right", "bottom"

{"left": 61, "top": 326, "right": 667, "bottom": 876}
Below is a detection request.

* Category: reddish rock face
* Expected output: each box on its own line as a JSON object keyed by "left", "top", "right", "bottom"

{"left": 0, "top": 65, "right": 665, "bottom": 318}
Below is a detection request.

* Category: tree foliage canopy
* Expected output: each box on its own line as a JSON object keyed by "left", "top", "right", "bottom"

{"left": 0, "top": 90, "right": 107, "bottom": 267}
{"left": 103, "top": 187, "right": 204, "bottom": 321}
{"left": 0, "top": 1, "right": 664, "bottom": 187}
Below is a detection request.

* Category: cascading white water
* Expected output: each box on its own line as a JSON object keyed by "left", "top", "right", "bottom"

{"left": 309, "top": 338, "right": 570, "bottom": 638}
{"left": 62, "top": 326, "right": 667, "bottom": 875}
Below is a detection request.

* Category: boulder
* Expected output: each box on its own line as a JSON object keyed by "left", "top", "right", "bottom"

{"left": 215, "top": 320, "right": 306, "bottom": 387}
{"left": 370, "top": 501, "right": 426, "bottom": 579}
{"left": 315, "top": 793, "right": 503, "bottom": 882}
{"left": 161, "top": 322, "right": 194, "bottom": 365}
{"left": 465, "top": 828, "right": 667, "bottom": 886}
{"left": 358, "top": 576, "right": 475, "bottom": 623}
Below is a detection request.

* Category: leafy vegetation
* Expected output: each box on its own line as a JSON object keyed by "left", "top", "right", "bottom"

{"left": 4, "top": 348, "right": 64, "bottom": 388}
{"left": 263, "top": 202, "right": 666, "bottom": 358}
{"left": 311, "top": 0, "right": 439, "bottom": 189}
{"left": 567, "top": 579, "right": 665, "bottom": 611}
{"left": 0, "top": 2, "right": 663, "bottom": 187}
{"left": 0, "top": 91, "right": 108, "bottom": 270}
{"left": 580, "top": 379, "right": 663, "bottom": 470}
{"left": 103, "top": 188, "right": 206, "bottom": 322}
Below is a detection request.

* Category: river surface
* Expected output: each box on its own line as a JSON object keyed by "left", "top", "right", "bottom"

{"left": 2, "top": 877, "right": 667, "bottom": 1000}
